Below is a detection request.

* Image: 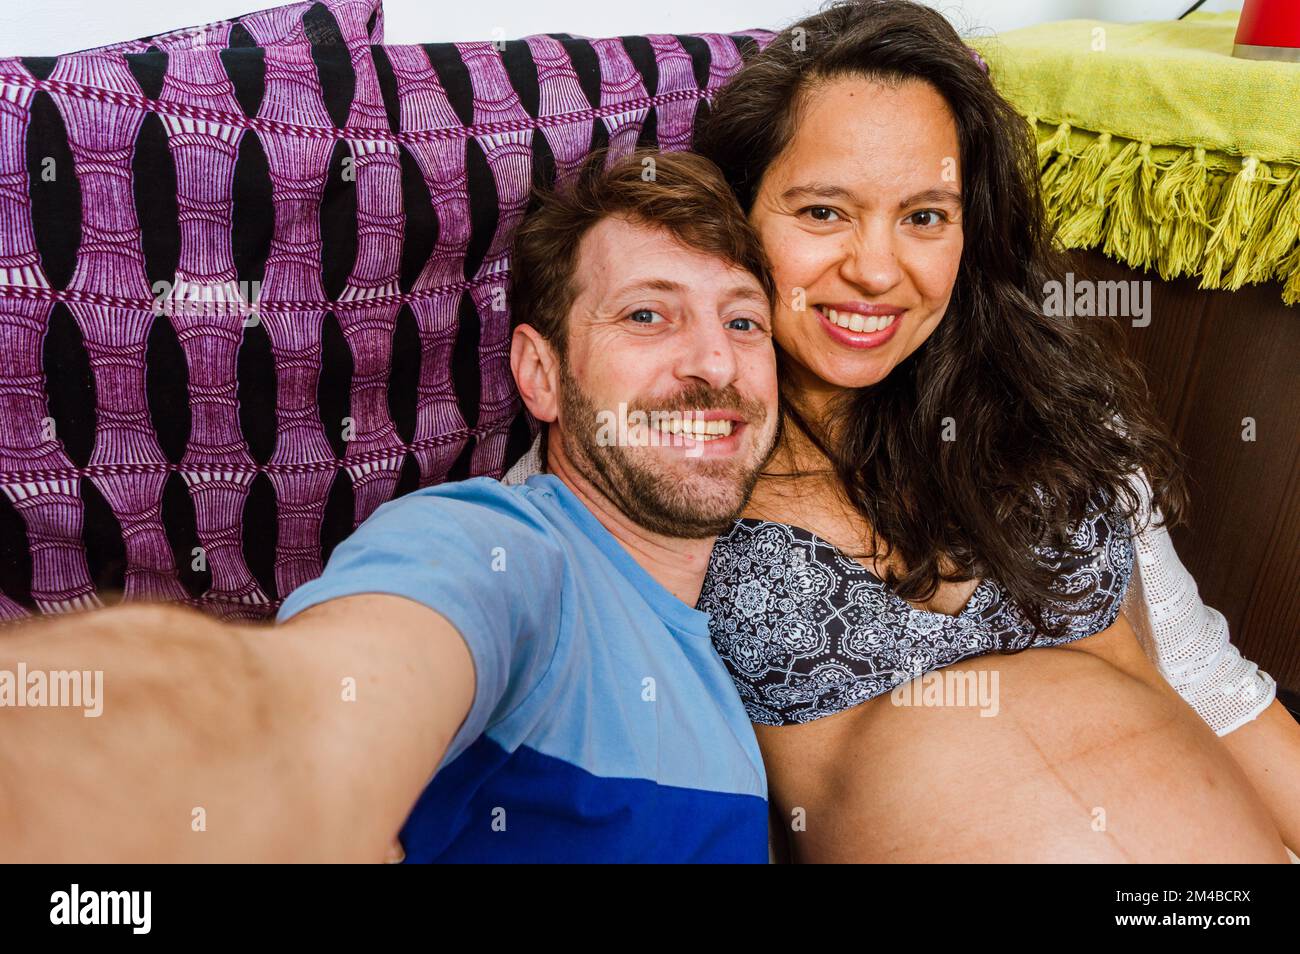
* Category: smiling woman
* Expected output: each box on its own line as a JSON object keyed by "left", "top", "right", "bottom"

{"left": 753, "top": 76, "right": 965, "bottom": 398}
{"left": 693, "top": 0, "right": 1298, "bottom": 862}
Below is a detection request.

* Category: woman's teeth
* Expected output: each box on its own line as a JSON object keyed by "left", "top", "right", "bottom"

{"left": 655, "top": 418, "right": 734, "bottom": 441}
{"left": 821, "top": 307, "right": 897, "bottom": 333}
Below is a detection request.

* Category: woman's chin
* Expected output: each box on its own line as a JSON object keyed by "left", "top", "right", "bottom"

{"left": 791, "top": 356, "right": 898, "bottom": 394}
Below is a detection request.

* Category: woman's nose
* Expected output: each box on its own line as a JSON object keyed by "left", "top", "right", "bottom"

{"left": 840, "top": 224, "right": 903, "bottom": 293}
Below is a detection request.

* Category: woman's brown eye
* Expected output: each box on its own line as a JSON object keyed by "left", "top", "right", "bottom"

{"left": 800, "top": 205, "right": 838, "bottom": 222}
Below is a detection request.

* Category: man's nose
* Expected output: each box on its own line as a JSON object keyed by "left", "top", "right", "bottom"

{"left": 675, "top": 316, "right": 739, "bottom": 392}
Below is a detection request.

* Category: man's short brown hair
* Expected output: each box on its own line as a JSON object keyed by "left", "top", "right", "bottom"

{"left": 509, "top": 148, "right": 774, "bottom": 358}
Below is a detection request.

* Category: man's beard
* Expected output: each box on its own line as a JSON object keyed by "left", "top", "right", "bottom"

{"left": 556, "top": 360, "right": 774, "bottom": 539}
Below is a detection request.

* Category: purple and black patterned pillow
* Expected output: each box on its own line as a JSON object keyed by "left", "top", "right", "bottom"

{"left": 73, "top": 0, "right": 385, "bottom": 54}
{"left": 0, "top": 1, "right": 776, "bottom": 623}
{"left": 0, "top": 0, "right": 386, "bottom": 621}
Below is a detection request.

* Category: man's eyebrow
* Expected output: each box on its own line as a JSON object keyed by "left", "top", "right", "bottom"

{"left": 610, "top": 277, "right": 689, "bottom": 298}
{"left": 610, "top": 278, "right": 765, "bottom": 299}
{"left": 722, "top": 284, "right": 770, "bottom": 305}
{"left": 601, "top": 279, "right": 769, "bottom": 312}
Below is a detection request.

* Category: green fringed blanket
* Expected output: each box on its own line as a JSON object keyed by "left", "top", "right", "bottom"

{"left": 969, "top": 11, "right": 1300, "bottom": 304}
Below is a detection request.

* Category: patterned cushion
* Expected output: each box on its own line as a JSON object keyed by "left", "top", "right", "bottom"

{"left": 75, "top": 0, "right": 384, "bottom": 54}
{"left": 0, "top": 10, "right": 776, "bottom": 622}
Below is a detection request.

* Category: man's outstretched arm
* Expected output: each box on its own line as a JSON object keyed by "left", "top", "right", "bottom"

{"left": 0, "top": 594, "right": 474, "bottom": 862}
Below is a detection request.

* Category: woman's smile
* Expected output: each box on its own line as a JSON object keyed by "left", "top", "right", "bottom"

{"left": 812, "top": 303, "right": 905, "bottom": 350}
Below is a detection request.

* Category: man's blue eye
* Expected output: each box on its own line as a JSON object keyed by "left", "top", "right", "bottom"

{"left": 727, "top": 317, "right": 757, "bottom": 331}
{"left": 628, "top": 309, "right": 661, "bottom": 323}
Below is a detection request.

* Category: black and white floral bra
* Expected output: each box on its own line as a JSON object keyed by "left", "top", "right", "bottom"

{"left": 697, "top": 502, "right": 1136, "bottom": 726}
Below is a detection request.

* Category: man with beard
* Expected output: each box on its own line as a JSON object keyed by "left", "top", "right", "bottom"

{"left": 0, "top": 150, "right": 780, "bottom": 863}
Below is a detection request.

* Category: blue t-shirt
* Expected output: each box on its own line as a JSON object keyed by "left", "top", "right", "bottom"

{"left": 276, "top": 474, "right": 768, "bottom": 862}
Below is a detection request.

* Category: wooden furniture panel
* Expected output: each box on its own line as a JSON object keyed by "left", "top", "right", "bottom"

{"left": 1075, "top": 251, "right": 1300, "bottom": 694}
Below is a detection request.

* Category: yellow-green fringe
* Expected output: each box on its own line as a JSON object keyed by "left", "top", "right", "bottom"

{"left": 1031, "top": 120, "right": 1300, "bottom": 305}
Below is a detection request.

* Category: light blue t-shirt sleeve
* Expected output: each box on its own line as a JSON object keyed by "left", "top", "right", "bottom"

{"left": 275, "top": 477, "right": 566, "bottom": 769}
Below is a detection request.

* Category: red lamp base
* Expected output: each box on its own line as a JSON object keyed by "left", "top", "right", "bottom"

{"left": 1233, "top": 0, "right": 1300, "bottom": 62}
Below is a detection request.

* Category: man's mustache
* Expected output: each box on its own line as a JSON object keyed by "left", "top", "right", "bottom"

{"left": 619, "top": 383, "right": 768, "bottom": 425}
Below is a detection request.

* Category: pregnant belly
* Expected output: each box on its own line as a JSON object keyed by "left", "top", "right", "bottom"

{"left": 757, "top": 617, "right": 1289, "bottom": 863}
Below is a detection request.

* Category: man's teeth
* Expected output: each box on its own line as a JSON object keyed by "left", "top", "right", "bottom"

{"left": 655, "top": 417, "right": 734, "bottom": 441}
{"left": 821, "top": 307, "right": 897, "bottom": 333}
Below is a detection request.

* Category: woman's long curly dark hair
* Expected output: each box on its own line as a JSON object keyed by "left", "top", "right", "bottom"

{"left": 696, "top": 0, "right": 1187, "bottom": 641}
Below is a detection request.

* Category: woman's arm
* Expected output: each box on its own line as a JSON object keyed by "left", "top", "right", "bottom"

{"left": 1126, "top": 471, "right": 1276, "bottom": 734}
{"left": 1125, "top": 470, "right": 1298, "bottom": 850}
{"left": 1217, "top": 699, "right": 1300, "bottom": 853}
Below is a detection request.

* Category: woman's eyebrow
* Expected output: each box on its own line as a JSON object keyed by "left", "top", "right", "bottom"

{"left": 779, "top": 183, "right": 962, "bottom": 209}
{"left": 900, "top": 187, "right": 962, "bottom": 209}
{"left": 779, "top": 183, "right": 857, "bottom": 203}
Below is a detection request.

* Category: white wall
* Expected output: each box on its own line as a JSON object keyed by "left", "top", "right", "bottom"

{"left": 0, "top": 0, "right": 1244, "bottom": 57}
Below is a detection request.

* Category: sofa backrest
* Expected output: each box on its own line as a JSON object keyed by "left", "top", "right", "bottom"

{"left": 0, "top": 8, "right": 774, "bottom": 621}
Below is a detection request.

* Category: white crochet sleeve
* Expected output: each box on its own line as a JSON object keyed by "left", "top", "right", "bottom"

{"left": 1125, "top": 471, "right": 1276, "bottom": 736}
{"left": 501, "top": 433, "right": 544, "bottom": 486}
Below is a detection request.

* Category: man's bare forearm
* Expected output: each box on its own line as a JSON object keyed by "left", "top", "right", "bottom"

{"left": 0, "top": 604, "right": 336, "bottom": 861}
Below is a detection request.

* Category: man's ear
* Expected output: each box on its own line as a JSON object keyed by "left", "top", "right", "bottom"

{"left": 511, "top": 324, "right": 561, "bottom": 423}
